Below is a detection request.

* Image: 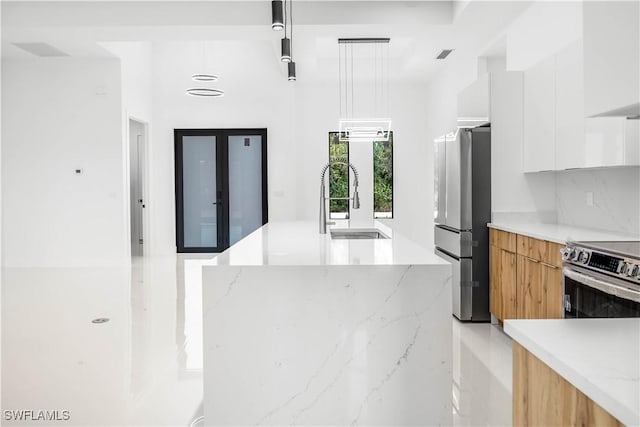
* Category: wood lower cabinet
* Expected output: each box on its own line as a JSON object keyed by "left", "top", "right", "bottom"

{"left": 490, "top": 228, "right": 563, "bottom": 321}
{"left": 490, "top": 245, "right": 517, "bottom": 320}
{"left": 490, "top": 229, "right": 517, "bottom": 321}
{"left": 513, "top": 343, "right": 623, "bottom": 426}
{"left": 516, "top": 255, "right": 563, "bottom": 319}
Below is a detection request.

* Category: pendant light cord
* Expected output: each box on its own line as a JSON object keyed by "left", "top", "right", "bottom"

{"left": 289, "top": 0, "right": 293, "bottom": 57}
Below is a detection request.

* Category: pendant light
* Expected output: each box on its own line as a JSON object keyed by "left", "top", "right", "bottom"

{"left": 288, "top": 62, "right": 296, "bottom": 81}
{"left": 271, "top": 1, "right": 284, "bottom": 31}
{"left": 286, "top": 0, "right": 296, "bottom": 81}
{"left": 338, "top": 38, "right": 391, "bottom": 141}
{"left": 280, "top": 0, "right": 291, "bottom": 62}
{"left": 281, "top": 38, "right": 291, "bottom": 62}
{"left": 186, "top": 41, "right": 224, "bottom": 97}
{"left": 191, "top": 74, "right": 218, "bottom": 82}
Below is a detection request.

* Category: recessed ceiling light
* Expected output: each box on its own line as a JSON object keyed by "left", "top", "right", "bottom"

{"left": 436, "top": 49, "right": 454, "bottom": 60}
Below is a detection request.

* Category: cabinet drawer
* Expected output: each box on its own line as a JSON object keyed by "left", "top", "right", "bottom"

{"left": 516, "top": 235, "right": 563, "bottom": 267}
{"left": 490, "top": 228, "right": 516, "bottom": 252}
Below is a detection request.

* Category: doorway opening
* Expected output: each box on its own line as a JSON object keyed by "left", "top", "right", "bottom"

{"left": 174, "top": 129, "right": 268, "bottom": 253}
{"left": 129, "top": 119, "right": 147, "bottom": 257}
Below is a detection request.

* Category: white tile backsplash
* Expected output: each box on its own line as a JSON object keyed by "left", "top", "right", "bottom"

{"left": 556, "top": 167, "right": 640, "bottom": 235}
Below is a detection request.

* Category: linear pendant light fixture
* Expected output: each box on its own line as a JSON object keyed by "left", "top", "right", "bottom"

{"left": 338, "top": 38, "right": 391, "bottom": 141}
{"left": 272, "top": 0, "right": 284, "bottom": 31}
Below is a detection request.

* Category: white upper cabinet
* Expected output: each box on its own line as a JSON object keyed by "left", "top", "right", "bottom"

{"left": 523, "top": 54, "right": 556, "bottom": 172}
{"left": 584, "top": 118, "right": 640, "bottom": 167}
{"left": 583, "top": 1, "right": 640, "bottom": 118}
{"left": 555, "top": 41, "right": 584, "bottom": 170}
{"left": 523, "top": 40, "right": 640, "bottom": 172}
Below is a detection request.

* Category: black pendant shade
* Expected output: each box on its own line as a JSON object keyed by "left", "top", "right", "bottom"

{"left": 281, "top": 38, "right": 291, "bottom": 62}
{"left": 271, "top": 1, "right": 284, "bottom": 31}
{"left": 288, "top": 62, "right": 296, "bottom": 81}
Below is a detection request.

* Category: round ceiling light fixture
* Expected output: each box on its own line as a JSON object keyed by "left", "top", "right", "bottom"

{"left": 192, "top": 73, "right": 219, "bottom": 82}
{"left": 186, "top": 88, "right": 225, "bottom": 97}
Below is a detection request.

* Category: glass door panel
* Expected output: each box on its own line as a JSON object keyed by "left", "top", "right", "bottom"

{"left": 177, "top": 134, "right": 222, "bottom": 251}
{"left": 228, "top": 135, "right": 264, "bottom": 246}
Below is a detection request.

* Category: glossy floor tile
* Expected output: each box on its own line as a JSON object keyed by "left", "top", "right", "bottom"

{"left": 2, "top": 256, "right": 513, "bottom": 426}
{"left": 1, "top": 256, "right": 205, "bottom": 426}
{"left": 453, "top": 321, "right": 513, "bottom": 427}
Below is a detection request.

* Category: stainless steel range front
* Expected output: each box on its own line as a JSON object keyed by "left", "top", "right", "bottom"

{"left": 561, "top": 241, "right": 640, "bottom": 318}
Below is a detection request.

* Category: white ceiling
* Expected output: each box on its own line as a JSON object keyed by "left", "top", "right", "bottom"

{"left": 1, "top": 1, "right": 532, "bottom": 81}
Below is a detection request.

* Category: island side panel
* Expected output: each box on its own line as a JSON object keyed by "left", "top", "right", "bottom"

{"left": 513, "top": 342, "right": 624, "bottom": 427}
{"left": 203, "top": 264, "right": 452, "bottom": 426}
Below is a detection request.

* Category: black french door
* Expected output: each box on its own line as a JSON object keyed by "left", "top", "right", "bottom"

{"left": 174, "top": 129, "right": 268, "bottom": 253}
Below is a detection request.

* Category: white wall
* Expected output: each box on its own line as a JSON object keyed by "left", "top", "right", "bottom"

{"left": 150, "top": 41, "right": 296, "bottom": 255}
{"left": 101, "top": 42, "right": 154, "bottom": 257}
{"left": 2, "top": 59, "right": 125, "bottom": 267}
{"left": 506, "top": 1, "right": 582, "bottom": 71}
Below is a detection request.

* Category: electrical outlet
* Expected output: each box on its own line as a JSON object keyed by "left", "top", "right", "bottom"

{"left": 586, "top": 191, "right": 594, "bottom": 207}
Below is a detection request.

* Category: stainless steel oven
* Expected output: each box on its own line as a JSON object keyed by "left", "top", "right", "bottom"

{"left": 562, "top": 241, "right": 640, "bottom": 318}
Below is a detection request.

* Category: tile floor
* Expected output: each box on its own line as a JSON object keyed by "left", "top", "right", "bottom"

{"left": 1, "top": 256, "right": 512, "bottom": 426}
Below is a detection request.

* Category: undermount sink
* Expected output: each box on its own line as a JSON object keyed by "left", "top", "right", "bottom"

{"left": 330, "top": 228, "right": 390, "bottom": 240}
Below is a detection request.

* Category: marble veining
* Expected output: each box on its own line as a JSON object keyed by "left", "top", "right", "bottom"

{"left": 203, "top": 260, "right": 453, "bottom": 426}
{"left": 556, "top": 167, "right": 640, "bottom": 235}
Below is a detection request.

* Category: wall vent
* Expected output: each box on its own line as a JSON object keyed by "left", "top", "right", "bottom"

{"left": 13, "top": 42, "right": 70, "bottom": 57}
{"left": 436, "top": 49, "right": 454, "bottom": 60}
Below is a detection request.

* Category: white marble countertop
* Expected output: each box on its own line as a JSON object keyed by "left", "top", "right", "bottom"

{"left": 488, "top": 221, "right": 638, "bottom": 244}
{"left": 211, "top": 220, "right": 449, "bottom": 266}
{"left": 504, "top": 318, "right": 640, "bottom": 426}
{"left": 202, "top": 221, "right": 453, "bottom": 425}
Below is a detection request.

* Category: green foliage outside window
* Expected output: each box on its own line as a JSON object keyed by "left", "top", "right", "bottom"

{"left": 328, "top": 132, "right": 393, "bottom": 219}
{"left": 329, "top": 133, "right": 349, "bottom": 216}
{"left": 373, "top": 134, "right": 393, "bottom": 217}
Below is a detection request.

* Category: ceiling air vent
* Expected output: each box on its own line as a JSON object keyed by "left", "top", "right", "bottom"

{"left": 436, "top": 49, "right": 454, "bottom": 60}
{"left": 13, "top": 42, "right": 69, "bottom": 57}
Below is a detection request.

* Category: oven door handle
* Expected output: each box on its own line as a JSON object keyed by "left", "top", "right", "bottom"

{"left": 564, "top": 267, "right": 640, "bottom": 303}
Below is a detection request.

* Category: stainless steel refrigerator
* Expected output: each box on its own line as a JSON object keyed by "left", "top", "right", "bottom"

{"left": 434, "top": 126, "right": 491, "bottom": 321}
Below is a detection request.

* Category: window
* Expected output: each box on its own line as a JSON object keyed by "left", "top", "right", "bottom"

{"left": 373, "top": 134, "right": 393, "bottom": 218}
{"left": 328, "top": 132, "right": 393, "bottom": 219}
{"left": 329, "top": 132, "right": 349, "bottom": 219}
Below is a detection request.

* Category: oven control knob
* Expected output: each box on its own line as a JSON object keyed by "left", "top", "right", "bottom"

{"left": 571, "top": 250, "right": 582, "bottom": 262}
{"left": 578, "top": 251, "right": 589, "bottom": 264}
{"left": 560, "top": 247, "right": 572, "bottom": 260}
{"left": 625, "top": 263, "right": 639, "bottom": 277}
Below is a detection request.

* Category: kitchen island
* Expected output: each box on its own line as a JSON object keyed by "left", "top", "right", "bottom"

{"left": 202, "top": 221, "right": 453, "bottom": 426}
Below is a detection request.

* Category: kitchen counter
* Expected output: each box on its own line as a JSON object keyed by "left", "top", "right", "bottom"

{"left": 505, "top": 318, "right": 640, "bottom": 426}
{"left": 488, "top": 221, "right": 638, "bottom": 244}
{"left": 202, "top": 221, "right": 453, "bottom": 426}
{"left": 210, "top": 220, "right": 448, "bottom": 266}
